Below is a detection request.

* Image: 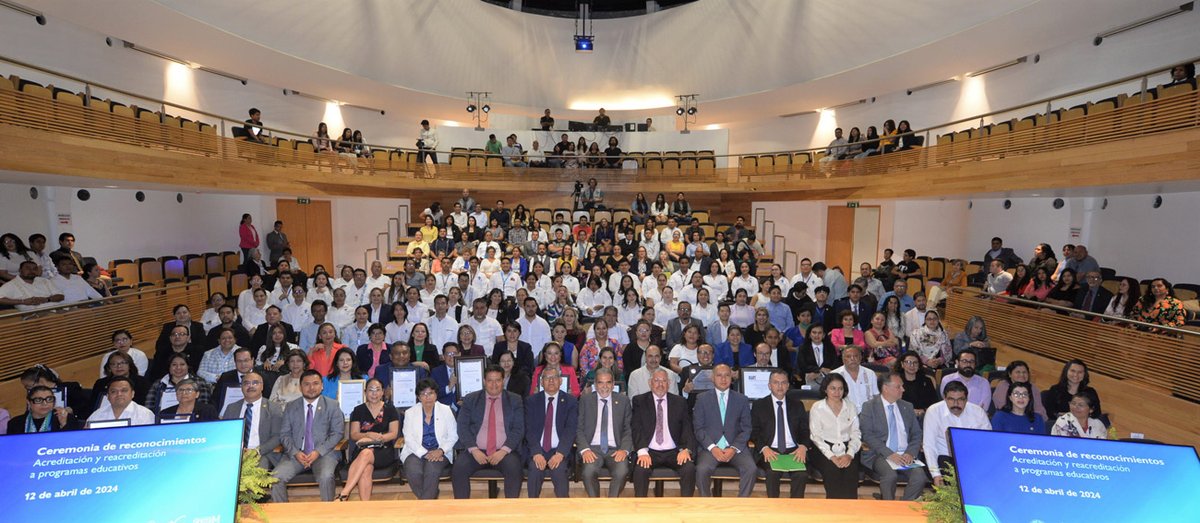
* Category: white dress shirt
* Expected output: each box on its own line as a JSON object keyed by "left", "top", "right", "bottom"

{"left": 809, "top": 399, "right": 861, "bottom": 458}
{"left": 793, "top": 271, "right": 823, "bottom": 300}
{"left": 921, "top": 400, "right": 991, "bottom": 477}
{"left": 463, "top": 315, "right": 504, "bottom": 346}
{"left": 766, "top": 394, "right": 797, "bottom": 451}
{"left": 242, "top": 400, "right": 263, "bottom": 449}
{"left": 518, "top": 314, "right": 552, "bottom": 358}
{"left": 50, "top": 274, "right": 101, "bottom": 304}
{"left": 385, "top": 320, "right": 415, "bottom": 346}
{"left": 427, "top": 314, "right": 459, "bottom": 352}
{"left": 87, "top": 402, "right": 156, "bottom": 427}
{"left": 832, "top": 365, "right": 879, "bottom": 413}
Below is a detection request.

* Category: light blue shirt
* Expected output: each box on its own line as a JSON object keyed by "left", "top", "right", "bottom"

{"left": 764, "top": 301, "right": 794, "bottom": 333}
{"left": 878, "top": 292, "right": 915, "bottom": 313}
{"left": 299, "top": 321, "right": 322, "bottom": 351}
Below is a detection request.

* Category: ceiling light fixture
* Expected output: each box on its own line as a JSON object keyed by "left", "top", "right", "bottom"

{"left": 123, "top": 41, "right": 248, "bottom": 85}
{"left": 907, "top": 78, "right": 958, "bottom": 96}
{"left": 1094, "top": 2, "right": 1193, "bottom": 46}
{"left": 967, "top": 56, "right": 1028, "bottom": 78}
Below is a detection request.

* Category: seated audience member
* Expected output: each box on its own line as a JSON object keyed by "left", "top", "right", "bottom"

{"left": 830, "top": 310, "right": 867, "bottom": 355}
{"left": 864, "top": 311, "right": 901, "bottom": 367}
{"left": 991, "top": 361, "right": 1047, "bottom": 419}
{"left": 309, "top": 323, "right": 348, "bottom": 376}
{"left": 939, "top": 349, "right": 990, "bottom": 411}
{"left": 270, "top": 350, "right": 310, "bottom": 408}
{"left": 50, "top": 257, "right": 101, "bottom": 304}
{"left": 889, "top": 249, "right": 923, "bottom": 282}
{"left": 1003, "top": 265, "right": 1031, "bottom": 297}
{"left": 832, "top": 346, "right": 878, "bottom": 412}
{"left": 930, "top": 259, "right": 967, "bottom": 305}
{"left": 670, "top": 192, "right": 692, "bottom": 221}
{"left": 983, "top": 260, "right": 1012, "bottom": 295}
{"left": 497, "top": 351, "right": 531, "bottom": 399}
{"left": 951, "top": 315, "right": 993, "bottom": 367}
{"left": 1027, "top": 243, "right": 1058, "bottom": 281}
{"left": 576, "top": 368, "right": 633, "bottom": 498}
{"left": 206, "top": 304, "right": 253, "bottom": 349}
{"left": 401, "top": 378, "right": 458, "bottom": 499}
{"left": 1050, "top": 392, "right": 1106, "bottom": 439}
{"left": 527, "top": 141, "right": 546, "bottom": 167}
{"left": 1101, "top": 276, "right": 1141, "bottom": 322}
{"left": 1020, "top": 266, "right": 1054, "bottom": 302}
{"left": 86, "top": 376, "right": 155, "bottom": 427}
{"left": 241, "top": 249, "right": 270, "bottom": 279}
{"left": 375, "top": 342, "right": 430, "bottom": 392}
{"left": 859, "top": 371, "right": 927, "bottom": 501}
{"left": 1044, "top": 268, "right": 1081, "bottom": 308}
{"left": 853, "top": 126, "right": 880, "bottom": 158}
{"left": 452, "top": 364, "right": 525, "bottom": 499}
{"left": 145, "top": 352, "right": 211, "bottom": 413}
{"left": 9, "top": 385, "right": 82, "bottom": 434}
{"left": 157, "top": 378, "right": 220, "bottom": 423}
{"left": 243, "top": 107, "right": 269, "bottom": 143}
{"left": 214, "top": 346, "right": 278, "bottom": 408}
{"left": 808, "top": 373, "right": 861, "bottom": 500}
{"left": 908, "top": 310, "right": 951, "bottom": 369}
{"left": 1072, "top": 271, "right": 1113, "bottom": 315}
{"left": 338, "top": 378, "right": 400, "bottom": 501}
{"left": 821, "top": 127, "right": 849, "bottom": 161}
{"left": 501, "top": 136, "right": 527, "bottom": 167}
{"left": 894, "top": 353, "right": 938, "bottom": 416}
{"left": 980, "top": 237, "right": 1023, "bottom": 277}
{"left": 322, "top": 348, "right": 367, "bottom": 400}
{"left": 222, "top": 371, "right": 283, "bottom": 468}
{"left": 627, "top": 345, "right": 678, "bottom": 398}
{"left": 91, "top": 352, "right": 149, "bottom": 413}
{"left": 604, "top": 137, "right": 623, "bottom": 168}
{"left": 530, "top": 342, "right": 581, "bottom": 396}
{"left": 749, "top": 369, "right": 810, "bottom": 498}
{"left": 82, "top": 262, "right": 112, "bottom": 297}
{"left": 21, "top": 365, "right": 89, "bottom": 419}
{"left": 0, "top": 260, "right": 64, "bottom": 311}
{"left": 98, "top": 329, "right": 149, "bottom": 379}
{"left": 1165, "top": 62, "right": 1197, "bottom": 88}
{"left": 154, "top": 304, "right": 207, "bottom": 358}
{"left": 272, "top": 370, "right": 345, "bottom": 502}
{"left": 631, "top": 368, "right": 697, "bottom": 498}
{"left": 693, "top": 364, "right": 757, "bottom": 497}
{"left": 523, "top": 366, "right": 579, "bottom": 498}
{"left": 922, "top": 381, "right": 990, "bottom": 486}
{"left": 0, "top": 232, "right": 32, "bottom": 283}
{"left": 877, "top": 279, "right": 914, "bottom": 314}
{"left": 49, "top": 232, "right": 88, "bottom": 275}
{"left": 1131, "top": 278, "right": 1187, "bottom": 332}
{"left": 199, "top": 327, "right": 242, "bottom": 383}
{"left": 991, "top": 381, "right": 1046, "bottom": 435}
{"left": 1043, "top": 359, "right": 1103, "bottom": 421}
{"left": 1063, "top": 245, "right": 1100, "bottom": 279}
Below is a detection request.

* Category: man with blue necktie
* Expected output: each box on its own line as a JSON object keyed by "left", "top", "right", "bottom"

{"left": 859, "top": 371, "right": 926, "bottom": 500}
{"left": 693, "top": 364, "right": 757, "bottom": 497}
{"left": 576, "top": 367, "right": 633, "bottom": 497}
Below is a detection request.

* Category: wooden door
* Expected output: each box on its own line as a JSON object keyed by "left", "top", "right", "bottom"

{"left": 825, "top": 206, "right": 855, "bottom": 273}
{"left": 275, "top": 199, "right": 334, "bottom": 274}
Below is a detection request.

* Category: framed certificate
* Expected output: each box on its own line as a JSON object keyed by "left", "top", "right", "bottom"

{"left": 690, "top": 366, "right": 714, "bottom": 391}
{"left": 160, "top": 415, "right": 192, "bottom": 424}
{"left": 87, "top": 418, "right": 131, "bottom": 430}
{"left": 220, "top": 385, "right": 244, "bottom": 415}
{"left": 392, "top": 369, "right": 418, "bottom": 409}
{"left": 739, "top": 367, "right": 775, "bottom": 400}
{"left": 338, "top": 379, "right": 366, "bottom": 421}
{"left": 159, "top": 387, "right": 180, "bottom": 411}
{"left": 53, "top": 387, "right": 67, "bottom": 408}
{"left": 455, "top": 357, "right": 487, "bottom": 400}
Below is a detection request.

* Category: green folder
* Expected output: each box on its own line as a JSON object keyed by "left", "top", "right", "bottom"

{"left": 769, "top": 454, "right": 807, "bottom": 472}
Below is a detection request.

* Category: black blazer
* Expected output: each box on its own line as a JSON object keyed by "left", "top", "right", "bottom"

{"left": 211, "top": 367, "right": 278, "bottom": 409}
{"left": 831, "top": 297, "right": 875, "bottom": 332}
{"left": 796, "top": 340, "right": 839, "bottom": 375}
{"left": 205, "top": 323, "right": 253, "bottom": 351}
{"left": 149, "top": 343, "right": 205, "bottom": 381}
{"left": 631, "top": 392, "right": 696, "bottom": 453}
{"left": 491, "top": 341, "right": 535, "bottom": 377}
{"left": 248, "top": 321, "right": 296, "bottom": 358}
{"left": 506, "top": 371, "right": 531, "bottom": 399}
{"left": 7, "top": 412, "right": 83, "bottom": 434}
{"left": 750, "top": 392, "right": 810, "bottom": 458}
{"left": 1072, "top": 286, "right": 1113, "bottom": 315}
{"left": 154, "top": 321, "right": 207, "bottom": 357}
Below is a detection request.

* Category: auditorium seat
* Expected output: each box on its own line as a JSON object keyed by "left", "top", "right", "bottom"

{"left": 1158, "top": 82, "right": 1196, "bottom": 99}
{"left": 229, "top": 273, "right": 249, "bottom": 295}
{"left": 336, "top": 446, "right": 401, "bottom": 485}
{"left": 110, "top": 259, "right": 138, "bottom": 285}
{"left": 204, "top": 252, "right": 223, "bottom": 275}
{"left": 184, "top": 254, "right": 205, "bottom": 278}
{"left": 138, "top": 257, "right": 164, "bottom": 284}
{"left": 593, "top": 209, "right": 613, "bottom": 224}
{"left": 467, "top": 468, "right": 507, "bottom": 499}
{"left": 533, "top": 208, "right": 553, "bottom": 224}
{"left": 739, "top": 156, "right": 757, "bottom": 171}
{"left": 691, "top": 210, "right": 710, "bottom": 223}
{"left": 222, "top": 252, "right": 240, "bottom": 273}
{"left": 207, "top": 273, "right": 229, "bottom": 297}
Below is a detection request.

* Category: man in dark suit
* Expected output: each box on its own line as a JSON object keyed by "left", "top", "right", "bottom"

{"left": 971, "top": 237, "right": 1023, "bottom": 285}
{"left": 577, "top": 368, "right": 633, "bottom": 497}
{"left": 212, "top": 347, "right": 278, "bottom": 411}
{"left": 271, "top": 370, "right": 344, "bottom": 502}
{"left": 153, "top": 307, "right": 206, "bottom": 360}
{"left": 1072, "top": 271, "right": 1113, "bottom": 315}
{"left": 693, "top": 364, "right": 757, "bottom": 497}
{"left": 205, "top": 304, "right": 252, "bottom": 349}
{"left": 523, "top": 366, "right": 578, "bottom": 498}
{"left": 750, "top": 369, "right": 810, "bottom": 498}
{"left": 248, "top": 306, "right": 296, "bottom": 358}
{"left": 830, "top": 284, "right": 875, "bottom": 332}
{"left": 859, "top": 371, "right": 927, "bottom": 501}
{"left": 221, "top": 371, "right": 282, "bottom": 468}
{"left": 631, "top": 368, "right": 697, "bottom": 497}
{"left": 452, "top": 364, "right": 525, "bottom": 499}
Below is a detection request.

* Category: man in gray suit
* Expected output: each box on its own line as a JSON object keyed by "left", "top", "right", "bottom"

{"left": 265, "top": 220, "right": 289, "bottom": 266}
{"left": 221, "top": 371, "right": 283, "bottom": 469}
{"left": 664, "top": 301, "right": 705, "bottom": 350}
{"left": 452, "top": 364, "right": 525, "bottom": 498}
{"left": 576, "top": 367, "right": 633, "bottom": 497}
{"left": 859, "top": 371, "right": 927, "bottom": 501}
{"left": 692, "top": 364, "right": 757, "bottom": 497}
{"left": 270, "top": 370, "right": 345, "bottom": 502}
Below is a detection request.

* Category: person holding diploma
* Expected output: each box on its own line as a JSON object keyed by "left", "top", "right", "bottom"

{"left": 339, "top": 378, "right": 400, "bottom": 501}
{"left": 750, "top": 369, "right": 809, "bottom": 498}
{"left": 157, "top": 378, "right": 219, "bottom": 423}
{"left": 8, "top": 385, "right": 81, "bottom": 434}
{"left": 323, "top": 348, "right": 367, "bottom": 400}
{"left": 375, "top": 342, "right": 429, "bottom": 397}
{"left": 402, "top": 378, "right": 458, "bottom": 499}
{"left": 451, "top": 364, "right": 526, "bottom": 499}
{"left": 858, "top": 371, "right": 927, "bottom": 501}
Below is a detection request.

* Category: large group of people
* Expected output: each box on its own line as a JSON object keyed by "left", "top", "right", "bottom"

{"left": 4, "top": 194, "right": 1166, "bottom": 504}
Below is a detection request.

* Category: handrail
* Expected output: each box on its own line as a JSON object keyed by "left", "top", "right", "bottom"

{"left": 2, "top": 51, "right": 1196, "bottom": 160}
{"left": 948, "top": 286, "right": 1199, "bottom": 339}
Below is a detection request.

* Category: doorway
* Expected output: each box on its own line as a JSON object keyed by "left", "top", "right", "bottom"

{"left": 275, "top": 199, "right": 333, "bottom": 273}
{"left": 824, "top": 205, "right": 880, "bottom": 275}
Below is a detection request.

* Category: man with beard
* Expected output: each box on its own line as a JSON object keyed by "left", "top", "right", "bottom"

{"left": 922, "top": 381, "right": 990, "bottom": 486}
{"left": 938, "top": 348, "right": 990, "bottom": 410}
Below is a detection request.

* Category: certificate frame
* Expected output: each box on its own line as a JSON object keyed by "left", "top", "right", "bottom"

{"left": 220, "top": 385, "right": 244, "bottom": 415}
{"left": 160, "top": 414, "right": 192, "bottom": 424}
{"left": 52, "top": 387, "right": 67, "bottom": 408}
{"left": 455, "top": 357, "right": 487, "bottom": 400}
{"left": 337, "top": 379, "right": 366, "bottom": 421}
{"left": 739, "top": 367, "right": 776, "bottom": 400}
{"left": 391, "top": 368, "right": 418, "bottom": 409}
{"left": 87, "top": 418, "right": 131, "bottom": 430}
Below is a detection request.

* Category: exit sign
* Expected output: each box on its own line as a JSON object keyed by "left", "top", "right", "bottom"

{"left": 846, "top": 201, "right": 859, "bottom": 208}
{"left": 297, "top": 197, "right": 311, "bottom": 204}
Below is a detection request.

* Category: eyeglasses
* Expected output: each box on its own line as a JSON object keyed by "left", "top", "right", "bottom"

{"left": 1010, "top": 391, "right": 1029, "bottom": 398}
{"left": 366, "top": 387, "right": 384, "bottom": 392}
{"left": 176, "top": 388, "right": 197, "bottom": 393}
{"left": 29, "top": 397, "right": 55, "bottom": 404}
{"left": 419, "top": 390, "right": 437, "bottom": 397}
{"left": 902, "top": 359, "right": 919, "bottom": 365}
{"left": 171, "top": 332, "right": 189, "bottom": 337}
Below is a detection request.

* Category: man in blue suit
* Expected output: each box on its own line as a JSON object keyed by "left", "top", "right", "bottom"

{"left": 452, "top": 364, "right": 525, "bottom": 498}
{"left": 523, "top": 366, "right": 578, "bottom": 497}
{"left": 271, "top": 370, "right": 344, "bottom": 502}
{"left": 692, "top": 363, "right": 757, "bottom": 496}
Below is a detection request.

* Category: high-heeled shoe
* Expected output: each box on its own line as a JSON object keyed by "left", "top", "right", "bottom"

{"left": 334, "top": 494, "right": 349, "bottom": 502}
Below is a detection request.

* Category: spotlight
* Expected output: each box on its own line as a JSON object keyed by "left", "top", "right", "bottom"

{"left": 466, "top": 104, "right": 476, "bottom": 113}
{"left": 676, "top": 107, "right": 685, "bottom": 116}
{"left": 574, "top": 35, "right": 593, "bottom": 53}
{"left": 687, "top": 107, "right": 697, "bottom": 116}
{"left": 481, "top": 104, "right": 491, "bottom": 113}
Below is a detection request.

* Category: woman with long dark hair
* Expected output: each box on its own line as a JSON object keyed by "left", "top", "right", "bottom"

{"left": 992, "top": 381, "right": 1046, "bottom": 434}
{"left": 1101, "top": 276, "right": 1141, "bottom": 323}
{"left": 1131, "top": 278, "right": 1187, "bottom": 332}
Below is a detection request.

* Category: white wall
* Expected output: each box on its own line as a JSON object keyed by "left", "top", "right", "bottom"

{"left": 330, "top": 197, "right": 411, "bottom": 270}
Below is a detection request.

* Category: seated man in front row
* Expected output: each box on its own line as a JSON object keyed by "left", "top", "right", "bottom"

{"left": 859, "top": 371, "right": 926, "bottom": 501}
{"left": 222, "top": 371, "right": 283, "bottom": 469}
{"left": 0, "top": 260, "right": 64, "bottom": 311}
{"left": 693, "top": 364, "right": 757, "bottom": 497}
{"left": 631, "top": 368, "right": 697, "bottom": 497}
{"left": 523, "top": 366, "right": 577, "bottom": 498}
{"left": 271, "top": 370, "right": 344, "bottom": 502}
{"left": 750, "top": 369, "right": 810, "bottom": 498}
{"left": 577, "top": 367, "right": 633, "bottom": 497}
{"left": 922, "top": 380, "right": 991, "bottom": 486}
{"left": 452, "top": 364, "right": 525, "bottom": 499}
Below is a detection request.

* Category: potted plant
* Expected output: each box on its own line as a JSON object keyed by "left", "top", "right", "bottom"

{"left": 916, "top": 465, "right": 962, "bottom": 522}
{"left": 238, "top": 449, "right": 278, "bottom": 522}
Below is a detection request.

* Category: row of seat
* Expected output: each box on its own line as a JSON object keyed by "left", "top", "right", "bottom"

{"left": 447, "top": 148, "right": 722, "bottom": 171}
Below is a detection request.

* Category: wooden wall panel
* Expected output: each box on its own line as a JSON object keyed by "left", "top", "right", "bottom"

{"left": 825, "top": 206, "right": 855, "bottom": 273}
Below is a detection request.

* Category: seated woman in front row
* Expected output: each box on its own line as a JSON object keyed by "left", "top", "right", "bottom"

{"left": 401, "top": 378, "right": 458, "bottom": 500}
{"left": 338, "top": 378, "right": 400, "bottom": 501}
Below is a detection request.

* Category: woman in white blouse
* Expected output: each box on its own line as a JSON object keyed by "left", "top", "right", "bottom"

{"left": 1100, "top": 276, "right": 1139, "bottom": 324}
{"left": 401, "top": 379, "right": 458, "bottom": 499}
{"left": 333, "top": 266, "right": 355, "bottom": 290}
{"left": 703, "top": 261, "right": 730, "bottom": 303}
{"left": 690, "top": 288, "right": 717, "bottom": 327}
{"left": 201, "top": 292, "right": 227, "bottom": 332}
{"left": 729, "top": 288, "right": 756, "bottom": 328}
{"left": 809, "top": 373, "right": 861, "bottom": 499}
{"left": 577, "top": 276, "right": 612, "bottom": 320}
{"left": 730, "top": 262, "right": 758, "bottom": 300}
{"left": 309, "top": 273, "right": 335, "bottom": 306}
{"left": 1050, "top": 393, "right": 1106, "bottom": 439}
{"left": 241, "top": 288, "right": 268, "bottom": 332}
{"left": 385, "top": 303, "right": 414, "bottom": 346}
{"left": 616, "top": 288, "right": 644, "bottom": 327}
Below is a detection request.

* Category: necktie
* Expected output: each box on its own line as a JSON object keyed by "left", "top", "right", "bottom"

{"left": 243, "top": 402, "right": 254, "bottom": 448}
{"left": 654, "top": 398, "right": 665, "bottom": 445}
{"left": 775, "top": 400, "right": 787, "bottom": 452}
{"left": 717, "top": 391, "right": 729, "bottom": 449}
{"left": 887, "top": 403, "right": 900, "bottom": 451}
{"left": 303, "top": 403, "right": 314, "bottom": 453}
{"left": 599, "top": 398, "right": 610, "bottom": 454}
{"left": 486, "top": 396, "right": 498, "bottom": 455}
{"left": 1083, "top": 290, "right": 1095, "bottom": 311}
{"left": 542, "top": 397, "right": 555, "bottom": 452}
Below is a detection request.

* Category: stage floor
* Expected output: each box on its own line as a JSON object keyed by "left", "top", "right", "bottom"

{"left": 260, "top": 497, "right": 925, "bottom": 522}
